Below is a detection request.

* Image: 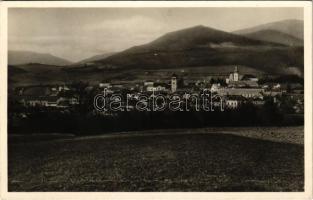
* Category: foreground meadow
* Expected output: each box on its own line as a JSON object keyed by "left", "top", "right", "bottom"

{"left": 8, "top": 126, "right": 303, "bottom": 191}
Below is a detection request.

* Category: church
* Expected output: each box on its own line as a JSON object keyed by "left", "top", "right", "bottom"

{"left": 213, "top": 66, "right": 264, "bottom": 99}
{"left": 226, "top": 66, "right": 259, "bottom": 88}
{"left": 226, "top": 66, "right": 240, "bottom": 83}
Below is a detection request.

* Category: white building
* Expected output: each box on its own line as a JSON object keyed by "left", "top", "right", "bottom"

{"left": 226, "top": 99, "right": 240, "bottom": 109}
{"left": 58, "top": 85, "right": 70, "bottom": 92}
{"left": 218, "top": 88, "right": 264, "bottom": 98}
{"left": 146, "top": 85, "right": 167, "bottom": 92}
{"left": 273, "top": 83, "right": 281, "bottom": 90}
{"left": 99, "top": 83, "right": 111, "bottom": 88}
{"left": 226, "top": 66, "right": 239, "bottom": 84}
{"left": 144, "top": 81, "right": 154, "bottom": 87}
{"left": 210, "top": 83, "right": 221, "bottom": 93}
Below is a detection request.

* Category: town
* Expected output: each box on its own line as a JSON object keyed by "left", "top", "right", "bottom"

{"left": 10, "top": 66, "right": 304, "bottom": 114}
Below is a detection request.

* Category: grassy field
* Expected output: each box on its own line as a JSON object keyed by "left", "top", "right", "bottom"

{"left": 8, "top": 127, "right": 304, "bottom": 191}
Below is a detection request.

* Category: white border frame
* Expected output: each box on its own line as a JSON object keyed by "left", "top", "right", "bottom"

{"left": 0, "top": 1, "right": 312, "bottom": 200}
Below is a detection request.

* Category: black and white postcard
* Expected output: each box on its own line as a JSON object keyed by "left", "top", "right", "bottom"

{"left": 0, "top": 1, "right": 312, "bottom": 200}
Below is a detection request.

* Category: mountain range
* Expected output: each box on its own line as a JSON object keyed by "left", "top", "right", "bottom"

{"left": 73, "top": 52, "right": 116, "bottom": 66}
{"left": 8, "top": 50, "right": 72, "bottom": 66}
{"left": 240, "top": 30, "right": 303, "bottom": 46}
{"left": 88, "top": 21, "right": 303, "bottom": 75}
{"left": 8, "top": 19, "right": 304, "bottom": 86}
{"left": 233, "top": 19, "right": 303, "bottom": 40}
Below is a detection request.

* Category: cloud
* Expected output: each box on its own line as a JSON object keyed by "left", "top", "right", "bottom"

{"left": 86, "top": 15, "right": 167, "bottom": 34}
{"left": 9, "top": 15, "right": 172, "bottom": 62}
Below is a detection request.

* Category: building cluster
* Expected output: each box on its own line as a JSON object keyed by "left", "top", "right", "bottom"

{"left": 96, "top": 66, "right": 303, "bottom": 111}
{"left": 12, "top": 66, "right": 303, "bottom": 113}
{"left": 211, "top": 67, "right": 303, "bottom": 111}
{"left": 211, "top": 66, "right": 264, "bottom": 108}
{"left": 14, "top": 85, "right": 79, "bottom": 108}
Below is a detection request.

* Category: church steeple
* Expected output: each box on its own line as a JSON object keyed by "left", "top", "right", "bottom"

{"left": 233, "top": 66, "right": 239, "bottom": 82}
{"left": 234, "top": 66, "right": 238, "bottom": 73}
{"left": 171, "top": 74, "right": 177, "bottom": 93}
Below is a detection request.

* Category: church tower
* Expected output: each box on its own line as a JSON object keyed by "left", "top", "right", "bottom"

{"left": 171, "top": 74, "right": 177, "bottom": 93}
{"left": 233, "top": 66, "right": 239, "bottom": 82}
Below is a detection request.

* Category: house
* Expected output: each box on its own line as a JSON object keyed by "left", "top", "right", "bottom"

{"left": 111, "top": 84, "right": 123, "bottom": 88}
{"left": 50, "top": 87, "right": 59, "bottom": 96}
{"left": 211, "top": 83, "right": 221, "bottom": 93}
{"left": 58, "top": 85, "right": 70, "bottom": 92}
{"left": 99, "top": 83, "right": 111, "bottom": 88}
{"left": 226, "top": 99, "right": 239, "bottom": 109}
{"left": 58, "top": 97, "right": 79, "bottom": 106}
{"left": 218, "top": 88, "right": 264, "bottom": 98}
{"left": 144, "top": 81, "right": 154, "bottom": 87}
{"left": 225, "top": 96, "right": 246, "bottom": 109}
{"left": 21, "top": 96, "right": 49, "bottom": 107}
{"left": 146, "top": 86, "right": 156, "bottom": 92}
{"left": 155, "top": 83, "right": 169, "bottom": 91}
{"left": 146, "top": 84, "right": 168, "bottom": 92}
{"left": 21, "top": 96, "right": 60, "bottom": 107}
{"left": 263, "top": 91, "right": 283, "bottom": 97}
{"left": 273, "top": 83, "right": 281, "bottom": 90}
{"left": 46, "top": 96, "right": 60, "bottom": 107}
{"left": 20, "top": 95, "right": 78, "bottom": 108}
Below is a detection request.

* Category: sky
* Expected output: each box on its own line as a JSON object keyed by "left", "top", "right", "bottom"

{"left": 8, "top": 8, "right": 303, "bottom": 62}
